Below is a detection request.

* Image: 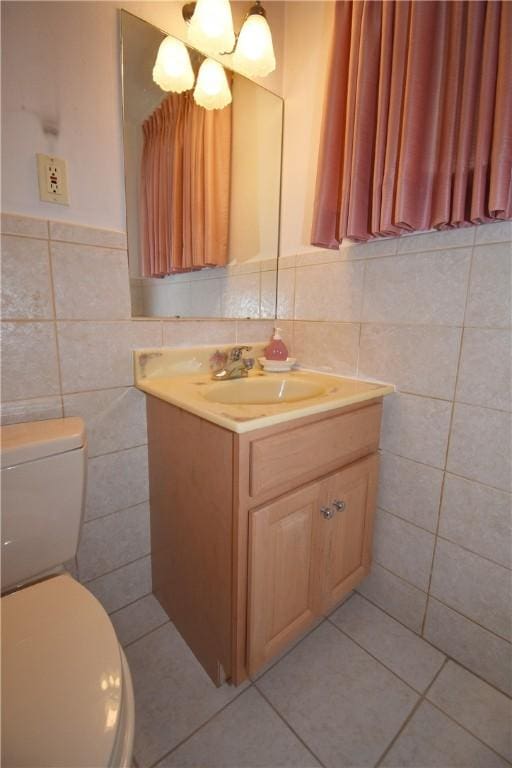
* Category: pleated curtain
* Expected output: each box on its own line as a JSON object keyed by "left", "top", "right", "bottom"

{"left": 140, "top": 92, "right": 231, "bottom": 276}
{"left": 312, "top": 0, "right": 512, "bottom": 246}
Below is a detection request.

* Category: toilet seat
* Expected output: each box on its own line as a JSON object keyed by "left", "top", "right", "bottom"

{"left": 1, "top": 574, "right": 134, "bottom": 768}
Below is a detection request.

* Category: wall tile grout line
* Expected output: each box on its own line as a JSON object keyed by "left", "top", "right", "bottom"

{"left": 420, "top": 239, "right": 477, "bottom": 636}
{"left": 5, "top": 316, "right": 511, "bottom": 332}
{"left": 376, "top": 504, "right": 512, "bottom": 571}
{"left": 358, "top": 559, "right": 512, "bottom": 646}
{"left": 45, "top": 233, "right": 66, "bottom": 418}
{"left": 48, "top": 237, "right": 128, "bottom": 251}
{"left": 370, "top": 561, "right": 512, "bottom": 645}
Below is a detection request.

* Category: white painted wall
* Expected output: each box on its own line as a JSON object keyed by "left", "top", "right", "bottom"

{"left": 1, "top": 1, "right": 285, "bottom": 231}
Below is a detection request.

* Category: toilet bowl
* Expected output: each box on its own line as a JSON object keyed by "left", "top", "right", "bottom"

{"left": 0, "top": 418, "right": 135, "bottom": 768}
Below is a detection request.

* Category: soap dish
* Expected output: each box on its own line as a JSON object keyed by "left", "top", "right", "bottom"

{"left": 258, "top": 357, "right": 297, "bottom": 372}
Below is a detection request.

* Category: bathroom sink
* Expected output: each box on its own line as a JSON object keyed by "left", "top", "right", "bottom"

{"left": 134, "top": 345, "right": 394, "bottom": 433}
{"left": 203, "top": 377, "right": 326, "bottom": 405}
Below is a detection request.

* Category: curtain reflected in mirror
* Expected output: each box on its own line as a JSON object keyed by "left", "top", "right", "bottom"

{"left": 141, "top": 91, "right": 231, "bottom": 275}
{"left": 121, "top": 10, "right": 283, "bottom": 319}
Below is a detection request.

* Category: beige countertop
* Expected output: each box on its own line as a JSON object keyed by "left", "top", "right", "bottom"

{"left": 134, "top": 345, "right": 394, "bottom": 434}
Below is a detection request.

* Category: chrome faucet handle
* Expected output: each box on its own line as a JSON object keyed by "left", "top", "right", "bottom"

{"left": 229, "top": 345, "right": 252, "bottom": 361}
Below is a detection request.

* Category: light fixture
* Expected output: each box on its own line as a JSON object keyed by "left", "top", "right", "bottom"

{"left": 193, "top": 57, "right": 232, "bottom": 110}
{"left": 152, "top": 36, "right": 195, "bottom": 92}
{"left": 152, "top": 0, "right": 276, "bottom": 106}
{"left": 233, "top": 2, "right": 275, "bottom": 77}
{"left": 186, "top": 0, "right": 235, "bottom": 57}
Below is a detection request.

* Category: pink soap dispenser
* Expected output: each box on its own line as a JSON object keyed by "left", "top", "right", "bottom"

{"left": 265, "top": 327, "right": 288, "bottom": 361}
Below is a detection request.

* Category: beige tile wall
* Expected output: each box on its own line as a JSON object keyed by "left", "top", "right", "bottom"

{"left": 277, "top": 220, "right": 512, "bottom": 695}
{"left": 1, "top": 212, "right": 510, "bottom": 695}
{"left": 132, "top": 257, "right": 278, "bottom": 319}
{"left": 0, "top": 212, "right": 274, "bottom": 615}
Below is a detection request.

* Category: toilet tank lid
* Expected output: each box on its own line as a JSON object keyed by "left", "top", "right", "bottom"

{"left": 0, "top": 417, "right": 86, "bottom": 468}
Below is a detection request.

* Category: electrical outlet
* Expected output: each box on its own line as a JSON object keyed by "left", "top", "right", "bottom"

{"left": 36, "top": 154, "right": 69, "bottom": 205}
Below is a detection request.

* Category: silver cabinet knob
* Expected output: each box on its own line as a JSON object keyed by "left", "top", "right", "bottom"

{"left": 321, "top": 506, "right": 334, "bottom": 519}
{"left": 332, "top": 499, "right": 346, "bottom": 512}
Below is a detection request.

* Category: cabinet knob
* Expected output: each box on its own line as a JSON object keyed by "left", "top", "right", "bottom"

{"left": 332, "top": 499, "right": 346, "bottom": 512}
{"left": 320, "top": 506, "right": 334, "bottom": 519}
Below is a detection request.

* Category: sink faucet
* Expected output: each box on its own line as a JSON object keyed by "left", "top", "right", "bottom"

{"left": 212, "top": 346, "right": 254, "bottom": 380}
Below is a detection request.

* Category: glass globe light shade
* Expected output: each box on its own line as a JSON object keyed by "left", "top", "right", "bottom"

{"left": 233, "top": 12, "right": 276, "bottom": 77}
{"left": 193, "top": 58, "right": 232, "bottom": 110}
{"left": 152, "top": 36, "right": 195, "bottom": 92}
{"left": 187, "top": 0, "right": 235, "bottom": 56}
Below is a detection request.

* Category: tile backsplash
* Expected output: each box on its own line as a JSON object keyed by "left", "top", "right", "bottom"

{"left": 277, "top": 220, "right": 512, "bottom": 696}
{"left": 0, "top": 212, "right": 274, "bottom": 617}
{"left": 1, "top": 211, "right": 511, "bottom": 696}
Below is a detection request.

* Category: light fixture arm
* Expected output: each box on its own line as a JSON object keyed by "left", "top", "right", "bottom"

{"left": 182, "top": 2, "right": 196, "bottom": 23}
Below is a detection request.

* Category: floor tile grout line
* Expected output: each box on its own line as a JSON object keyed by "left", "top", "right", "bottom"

{"left": 425, "top": 698, "right": 512, "bottom": 766}
{"left": 82, "top": 552, "right": 150, "bottom": 585}
{"left": 373, "top": 658, "right": 449, "bottom": 768}
{"left": 253, "top": 683, "right": 328, "bottom": 768}
{"left": 125, "top": 597, "right": 511, "bottom": 767}
{"left": 122, "top": 619, "right": 171, "bottom": 650}
{"left": 108, "top": 591, "right": 155, "bottom": 618}
{"left": 145, "top": 683, "right": 254, "bottom": 768}
{"left": 84, "top": 497, "right": 150, "bottom": 526}
{"left": 87, "top": 442, "right": 148, "bottom": 461}
{"left": 355, "top": 592, "right": 512, "bottom": 699}
{"left": 249, "top": 617, "right": 328, "bottom": 683}
{"left": 326, "top": 617, "right": 430, "bottom": 696}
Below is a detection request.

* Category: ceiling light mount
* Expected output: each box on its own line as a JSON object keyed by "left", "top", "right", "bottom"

{"left": 247, "top": 1, "right": 266, "bottom": 19}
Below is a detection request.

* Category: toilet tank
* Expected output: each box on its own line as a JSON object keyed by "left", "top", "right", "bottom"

{"left": 1, "top": 417, "right": 87, "bottom": 592}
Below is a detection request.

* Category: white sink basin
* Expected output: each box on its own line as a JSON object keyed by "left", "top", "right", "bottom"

{"left": 203, "top": 377, "right": 326, "bottom": 405}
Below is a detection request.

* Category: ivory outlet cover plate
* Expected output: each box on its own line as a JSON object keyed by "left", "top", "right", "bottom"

{"left": 36, "top": 153, "right": 69, "bottom": 205}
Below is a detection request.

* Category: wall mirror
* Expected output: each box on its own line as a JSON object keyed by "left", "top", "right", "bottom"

{"left": 120, "top": 10, "right": 283, "bottom": 319}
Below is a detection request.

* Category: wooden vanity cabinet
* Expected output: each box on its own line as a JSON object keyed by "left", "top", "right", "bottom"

{"left": 247, "top": 454, "right": 378, "bottom": 675}
{"left": 146, "top": 395, "right": 382, "bottom": 687}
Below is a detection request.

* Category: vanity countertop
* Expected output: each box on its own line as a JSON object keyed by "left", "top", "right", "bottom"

{"left": 134, "top": 346, "right": 394, "bottom": 434}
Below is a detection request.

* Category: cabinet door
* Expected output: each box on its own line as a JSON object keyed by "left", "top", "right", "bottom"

{"left": 247, "top": 482, "right": 323, "bottom": 675}
{"left": 319, "top": 454, "right": 379, "bottom": 614}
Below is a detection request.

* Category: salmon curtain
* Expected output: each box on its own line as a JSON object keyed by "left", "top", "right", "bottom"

{"left": 140, "top": 92, "right": 231, "bottom": 276}
{"left": 312, "top": 0, "right": 512, "bottom": 246}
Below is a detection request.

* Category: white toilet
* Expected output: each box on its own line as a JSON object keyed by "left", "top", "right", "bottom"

{"left": 1, "top": 417, "right": 135, "bottom": 768}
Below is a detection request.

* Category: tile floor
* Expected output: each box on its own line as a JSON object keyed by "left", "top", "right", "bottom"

{"left": 112, "top": 592, "right": 512, "bottom": 768}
